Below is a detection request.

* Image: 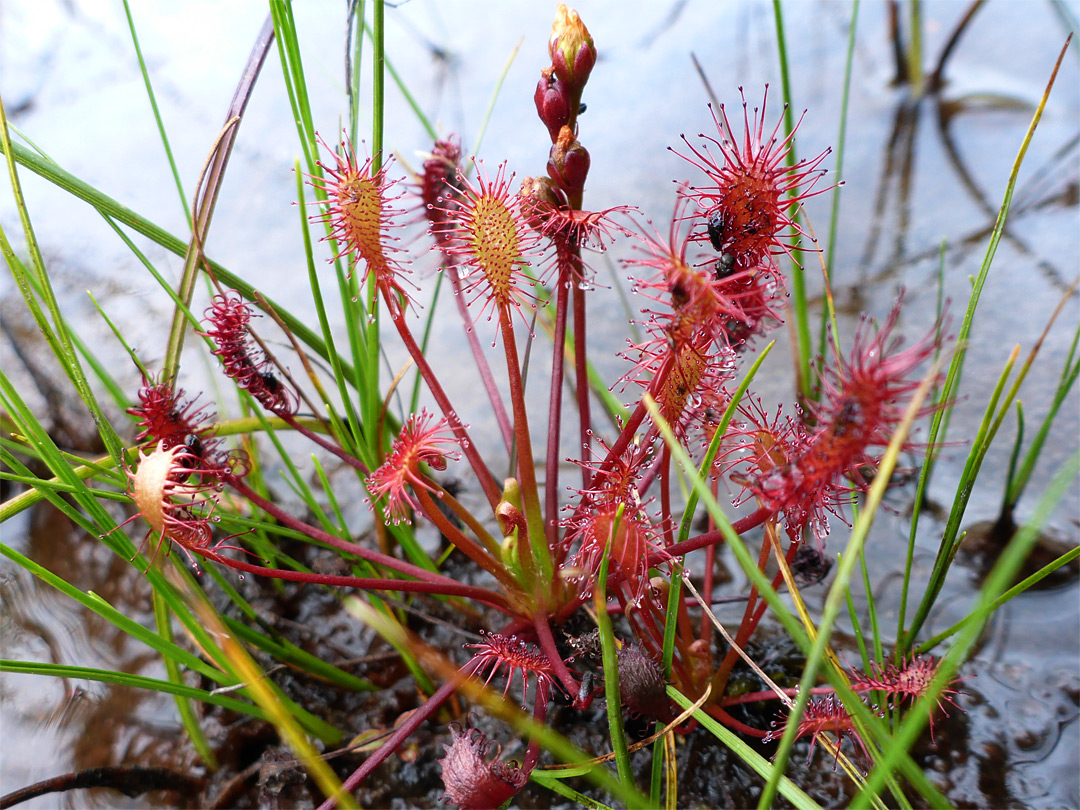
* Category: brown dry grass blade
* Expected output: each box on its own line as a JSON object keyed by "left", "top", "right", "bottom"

{"left": 163, "top": 14, "right": 276, "bottom": 381}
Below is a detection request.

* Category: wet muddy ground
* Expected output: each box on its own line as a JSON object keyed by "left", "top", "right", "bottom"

{"left": 2, "top": 1, "right": 1078, "bottom": 807}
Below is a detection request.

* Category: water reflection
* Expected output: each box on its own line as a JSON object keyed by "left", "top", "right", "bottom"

{"left": 3, "top": 503, "right": 190, "bottom": 808}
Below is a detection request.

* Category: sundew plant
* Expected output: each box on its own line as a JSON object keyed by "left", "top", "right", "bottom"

{"left": 2, "top": 3, "right": 1078, "bottom": 809}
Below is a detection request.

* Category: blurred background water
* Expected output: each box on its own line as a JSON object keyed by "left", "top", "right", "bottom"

{"left": 2, "top": 1, "right": 1077, "bottom": 806}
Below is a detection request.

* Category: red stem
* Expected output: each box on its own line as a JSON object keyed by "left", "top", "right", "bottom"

{"left": 588, "top": 376, "right": 657, "bottom": 478}
{"left": 228, "top": 477, "right": 468, "bottom": 588}
{"left": 500, "top": 312, "right": 549, "bottom": 584}
{"left": 705, "top": 705, "right": 769, "bottom": 738}
{"left": 572, "top": 282, "right": 591, "bottom": 483}
{"left": 721, "top": 685, "right": 833, "bottom": 707}
{"left": 559, "top": 372, "right": 664, "bottom": 533}
{"left": 712, "top": 530, "right": 800, "bottom": 696}
{"left": 390, "top": 311, "right": 501, "bottom": 509}
{"left": 446, "top": 265, "right": 515, "bottom": 454}
{"left": 657, "top": 506, "right": 772, "bottom": 562}
{"left": 520, "top": 684, "right": 549, "bottom": 774}
{"left": 280, "top": 413, "right": 368, "bottom": 474}
{"left": 412, "top": 485, "right": 520, "bottom": 593}
{"left": 743, "top": 547, "right": 798, "bottom": 644}
{"left": 544, "top": 263, "right": 571, "bottom": 551}
{"left": 425, "top": 479, "right": 500, "bottom": 555}
{"left": 316, "top": 661, "right": 479, "bottom": 810}
{"left": 621, "top": 583, "right": 667, "bottom": 656}
{"left": 203, "top": 553, "right": 510, "bottom": 611}
{"left": 533, "top": 613, "right": 580, "bottom": 698}
{"left": 711, "top": 539, "right": 773, "bottom": 693}
{"left": 561, "top": 353, "right": 675, "bottom": 536}
{"left": 700, "top": 478, "right": 719, "bottom": 644}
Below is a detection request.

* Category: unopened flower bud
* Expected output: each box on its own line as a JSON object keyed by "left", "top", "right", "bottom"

{"left": 687, "top": 638, "right": 711, "bottom": 664}
{"left": 549, "top": 4, "right": 596, "bottom": 91}
{"left": 496, "top": 500, "right": 527, "bottom": 538}
{"left": 687, "top": 638, "right": 713, "bottom": 678}
{"left": 618, "top": 643, "right": 672, "bottom": 722}
{"left": 547, "top": 126, "right": 590, "bottom": 196}
{"left": 534, "top": 68, "right": 571, "bottom": 141}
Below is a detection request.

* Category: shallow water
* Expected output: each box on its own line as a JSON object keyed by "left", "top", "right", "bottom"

{"left": 2, "top": 1, "right": 1078, "bottom": 807}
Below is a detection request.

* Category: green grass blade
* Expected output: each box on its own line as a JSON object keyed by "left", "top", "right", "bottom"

{"left": 0, "top": 660, "right": 269, "bottom": 720}
{"left": 861, "top": 450, "right": 1079, "bottom": 803}
{"left": 770, "top": 0, "right": 812, "bottom": 396}
{"left": 269, "top": 1, "right": 380, "bottom": 461}
{"left": 818, "top": 0, "right": 859, "bottom": 363}
{"left": 756, "top": 358, "right": 941, "bottom": 809}
{"left": 1, "top": 543, "right": 226, "bottom": 684}
{"left": 120, "top": 0, "right": 190, "bottom": 223}
{"left": 294, "top": 161, "right": 370, "bottom": 463}
{"left": 898, "top": 38, "right": 1071, "bottom": 651}
{"left": 917, "top": 543, "right": 1080, "bottom": 653}
{"left": 896, "top": 242, "right": 954, "bottom": 644}
{"left": 348, "top": 0, "right": 367, "bottom": 145}
{"left": 640, "top": 394, "right": 938, "bottom": 804}
{"left": 223, "top": 617, "right": 376, "bottom": 692}
{"left": 651, "top": 341, "right": 775, "bottom": 797}
{"left": 347, "top": 598, "right": 651, "bottom": 808}
{"left": 1, "top": 376, "right": 340, "bottom": 745}
{"left": 595, "top": 506, "right": 634, "bottom": 794}
{"left": 668, "top": 687, "right": 822, "bottom": 810}
{"left": 1003, "top": 314, "right": 1080, "bottom": 511}
{"left": 907, "top": 0, "right": 925, "bottom": 95}
{"left": 530, "top": 772, "right": 617, "bottom": 810}
{"left": 1, "top": 111, "right": 124, "bottom": 465}
{"left": 154, "top": 590, "right": 218, "bottom": 768}
{"left": 269, "top": 0, "right": 317, "bottom": 168}
{"left": 0, "top": 137, "right": 359, "bottom": 388}
{"left": 180, "top": 574, "right": 354, "bottom": 807}
{"left": 371, "top": 0, "right": 385, "bottom": 171}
